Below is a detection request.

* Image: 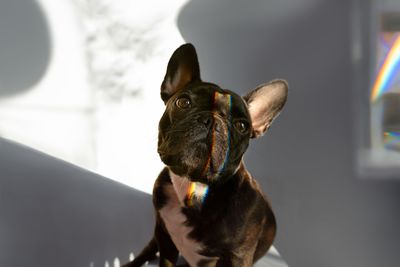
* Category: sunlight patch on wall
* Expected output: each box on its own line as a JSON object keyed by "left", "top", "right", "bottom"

{"left": 0, "top": 0, "right": 189, "bottom": 193}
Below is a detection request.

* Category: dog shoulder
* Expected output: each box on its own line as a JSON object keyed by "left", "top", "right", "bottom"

{"left": 237, "top": 166, "right": 276, "bottom": 224}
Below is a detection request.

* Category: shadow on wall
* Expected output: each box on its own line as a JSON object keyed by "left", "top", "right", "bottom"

{"left": 0, "top": 0, "right": 51, "bottom": 97}
{"left": 177, "top": 1, "right": 400, "bottom": 267}
{"left": 0, "top": 139, "right": 288, "bottom": 267}
{"left": 0, "top": 138, "right": 154, "bottom": 267}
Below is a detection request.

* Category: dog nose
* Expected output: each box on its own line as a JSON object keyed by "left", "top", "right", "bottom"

{"left": 198, "top": 116, "right": 212, "bottom": 128}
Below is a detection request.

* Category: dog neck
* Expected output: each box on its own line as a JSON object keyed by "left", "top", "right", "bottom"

{"left": 169, "top": 170, "right": 209, "bottom": 208}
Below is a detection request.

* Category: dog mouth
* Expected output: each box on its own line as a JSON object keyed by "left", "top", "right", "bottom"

{"left": 158, "top": 119, "right": 230, "bottom": 181}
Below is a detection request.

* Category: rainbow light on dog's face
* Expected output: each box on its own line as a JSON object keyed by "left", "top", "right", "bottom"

{"left": 371, "top": 33, "right": 400, "bottom": 102}
{"left": 201, "top": 91, "right": 233, "bottom": 178}
{"left": 215, "top": 91, "right": 233, "bottom": 174}
{"left": 186, "top": 91, "right": 233, "bottom": 207}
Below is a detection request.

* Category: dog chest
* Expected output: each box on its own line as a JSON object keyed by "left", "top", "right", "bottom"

{"left": 159, "top": 183, "right": 217, "bottom": 267}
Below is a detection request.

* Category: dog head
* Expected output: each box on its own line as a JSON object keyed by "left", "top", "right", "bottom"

{"left": 157, "top": 44, "right": 288, "bottom": 184}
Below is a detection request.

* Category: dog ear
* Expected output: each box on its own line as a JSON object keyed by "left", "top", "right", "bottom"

{"left": 161, "top": 43, "right": 201, "bottom": 103}
{"left": 243, "top": 79, "right": 288, "bottom": 138}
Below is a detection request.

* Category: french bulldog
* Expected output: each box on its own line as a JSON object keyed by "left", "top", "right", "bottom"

{"left": 123, "top": 44, "right": 288, "bottom": 267}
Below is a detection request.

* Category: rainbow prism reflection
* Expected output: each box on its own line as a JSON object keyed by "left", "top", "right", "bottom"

{"left": 383, "top": 131, "right": 400, "bottom": 151}
{"left": 370, "top": 31, "right": 400, "bottom": 153}
{"left": 202, "top": 91, "right": 233, "bottom": 177}
{"left": 186, "top": 182, "right": 209, "bottom": 207}
{"left": 371, "top": 33, "right": 400, "bottom": 102}
{"left": 215, "top": 92, "right": 232, "bottom": 174}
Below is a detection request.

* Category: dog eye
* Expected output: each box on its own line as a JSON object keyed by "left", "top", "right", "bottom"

{"left": 234, "top": 121, "right": 249, "bottom": 134}
{"left": 176, "top": 97, "right": 191, "bottom": 109}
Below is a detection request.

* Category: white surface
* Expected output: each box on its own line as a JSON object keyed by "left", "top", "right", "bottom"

{"left": 0, "top": 0, "right": 189, "bottom": 194}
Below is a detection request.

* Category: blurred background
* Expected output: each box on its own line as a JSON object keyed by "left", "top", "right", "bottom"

{"left": 1, "top": 0, "right": 400, "bottom": 267}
